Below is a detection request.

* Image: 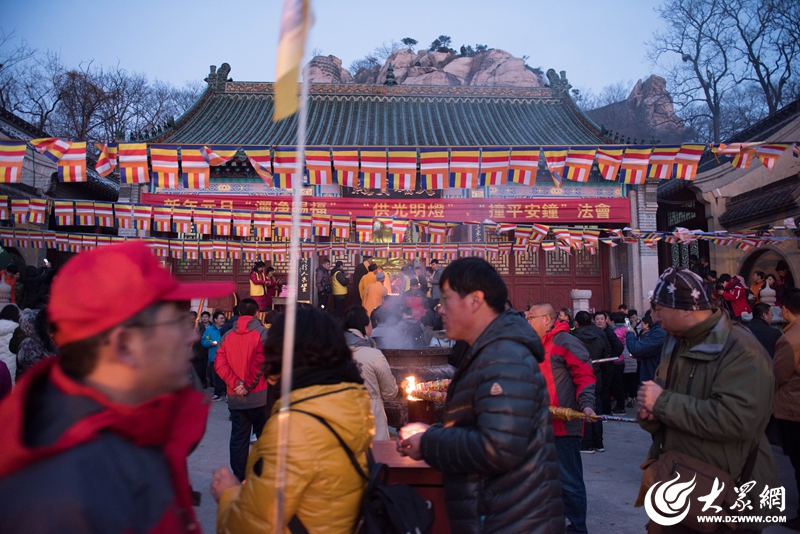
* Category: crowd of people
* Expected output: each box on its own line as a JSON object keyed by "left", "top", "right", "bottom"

{"left": 0, "top": 241, "right": 799, "bottom": 534}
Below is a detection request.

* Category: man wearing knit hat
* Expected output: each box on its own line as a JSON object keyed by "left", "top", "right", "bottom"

{"left": 636, "top": 267, "right": 779, "bottom": 531}
{"left": 0, "top": 240, "right": 233, "bottom": 533}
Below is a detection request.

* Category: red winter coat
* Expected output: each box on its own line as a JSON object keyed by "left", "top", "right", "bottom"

{"left": 723, "top": 279, "right": 751, "bottom": 317}
{"left": 215, "top": 315, "right": 268, "bottom": 396}
{"left": 0, "top": 358, "right": 208, "bottom": 533}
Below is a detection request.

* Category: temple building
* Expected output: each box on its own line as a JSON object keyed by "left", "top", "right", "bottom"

{"left": 137, "top": 63, "right": 661, "bottom": 312}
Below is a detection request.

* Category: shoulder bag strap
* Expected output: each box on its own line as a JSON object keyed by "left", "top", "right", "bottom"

{"left": 290, "top": 408, "right": 369, "bottom": 481}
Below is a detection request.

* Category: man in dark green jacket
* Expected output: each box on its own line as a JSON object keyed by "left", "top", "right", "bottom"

{"left": 637, "top": 267, "right": 779, "bottom": 532}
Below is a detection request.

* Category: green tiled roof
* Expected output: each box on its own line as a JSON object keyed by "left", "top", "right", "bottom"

{"left": 158, "top": 83, "right": 605, "bottom": 146}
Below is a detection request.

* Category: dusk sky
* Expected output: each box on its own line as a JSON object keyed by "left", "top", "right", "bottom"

{"left": 3, "top": 0, "right": 667, "bottom": 94}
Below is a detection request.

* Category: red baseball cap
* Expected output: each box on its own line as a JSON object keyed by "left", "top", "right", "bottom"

{"left": 48, "top": 240, "right": 234, "bottom": 346}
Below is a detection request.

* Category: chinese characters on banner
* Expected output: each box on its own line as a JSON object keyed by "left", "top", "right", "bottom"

{"left": 141, "top": 193, "right": 630, "bottom": 224}
{"left": 297, "top": 259, "right": 312, "bottom": 303}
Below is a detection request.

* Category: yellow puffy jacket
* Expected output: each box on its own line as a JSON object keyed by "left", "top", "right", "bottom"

{"left": 217, "top": 383, "right": 374, "bottom": 534}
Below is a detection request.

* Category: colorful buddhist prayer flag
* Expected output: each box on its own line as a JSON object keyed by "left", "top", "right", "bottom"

{"left": 312, "top": 213, "right": 331, "bottom": 236}
{"left": 133, "top": 205, "right": 152, "bottom": 231}
{"left": 94, "top": 143, "right": 116, "bottom": 178}
{"left": 169, "top": 240, "right": 183, "bottom": 259}
{"left": 172, "top": 207, "right": 194, "bottom": 233}
{"left": 183, "top": 241, "right": 199, "bottom": 260}
{"left": 542, "top": 147, "right": 568, "bottom": 187}
{"left": 391, "top": 218, "right": 409, "bottom": 243}
{"left": 54, "top": 232, "right": 68, "bottom": 252}
{"left": 619, "top": 146, "right": 652, "bottom": 185}
{"left": 243, "top": 146, "right": 273, "bottom": 183}
{"left": 508, "top": 146, "right": 539, "bottom": 185}
{"left": 596, "top": 146, "right": 624, "bottom": 181}
{"left": 201, "top": 145, "right": 237, "bottom": 167}
{"left": 53, "top": 200, "right": 74, "bottom": 225}
{"left": 212, "top": 240, "right": 227, "bottom": 259}
{"left": 305, "top": 147, "right": 333, "bottom": 185}
{"left": 755, "top": 144, "right": 790, "bottom": 172}
{"left": 332, "top": 147, "right": 360, "bottom": 188}
{"left": 181, "top": 147, "right": 210, "bottom": 189}
{"left": 74, "top": 201, "right": 95, "bottom": 226}
{"left": 273, "top": 0, "right": 312, "bottom": 121}
{"left": 232, "top": 211, "right": 252, "bottom": 237}
{"left": 114, "top": 204, "right": 133, "bottom": 229}
{"left": 355, "top": 216, "right": 373, "bottom": 242}
{"left": 242, "top": 242, "right": 259, "bottom": 261}
{"left": 150, "top": 145, "right": 180, "bottom": 188}
{"left": 0, "top": 141, "right": 26, "bottom": 183}
{"left": 673, "top": 144, "right": 705, "bottom": 180}
{"left": 0, "top": 196, "right": 8, "bottom": 221}
{"left": 25, "top": 198, "right": 45, "bottom": 225}
{"left": 274, "top": 213, "right": 293, "bottom": 238}
{"left": 419, "top": 148, "right": 449, "bottom": 189}
{"left": 449, "top": 148, "right": 481, "bottom": 188}
{"left": 69, "top": 234, "right": 84, "bottom": 252}
{"left": 299, "top": 214, "right": 312, "bottom": 239}
{"left": 647, "top": 145, "right": 680, "bottom": 179}
{"left": 794, "top": 144, "right": 799, "bottom": 159}
{"left": 359, "top": 148, "right": 387, "bottom": 189}
{"left": 564, "top": 147, "right": 596, "bottom": 183}
{"left": 58, "top": 142, "right": 87, "bottom": 182}
{"left": 93, "top": 202, "right": 114, "bottom": 227}
{"left": 31, "top": 138, "right": 71, "bottom": 163}
{"left": 118, "top": 143, "right": 150, "bottom": 184}
{"left": 212, "top": 209, "right": 232, "bottom": 236}
{"left": 253, "top": 211, "right": 272, "bottom": 239}
{"left": 199, "top": 241, "right": 215, "bottom": 259}
{"left": 331, "top": 214, "right": 351, "bottom": 238}
{"left": 480, "top": 147, "right": 510, "bottom": 186}
{"left": 193, "top": 207, "right": 213, "bottom": 235}
{"left": 228, "top": 242, "right": 242, "bottom": 260}
{"left": 29, "top": 232, "right": 45, "bottom": 249}
{"left": 730, "top": 144, "right": 758, "bottom": 169}
{"left": 387, "top": 148, "right": 417, "bottom": 190}
{"left": 272, "top": 146, "right": 302, "bottom": 188}
{"left": 152, "top": 206, "right": 172, "bottom": 232}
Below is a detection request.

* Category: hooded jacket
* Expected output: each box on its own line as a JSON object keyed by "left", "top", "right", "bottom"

{"left": 638, "top": 310, "right": 778, "bottom": 530}
{"left": 723, "top": 277, "right": 751, "bottom": 317}
{"left": 573, "top": 323, "right": 611, "bottom": 362}
{"left": 344, "top": 329, "right": 398, "bottom": 440}
{"left": 419, "top": 309, "right": 564, "bottom": 534}
{"left": 541, "top": 320, "right": 596, "bottom": 437}
{"left": 217, "top": 382, "right": 373, "bottom": 534}
{"left": 215, "top": 315, "right": 269, "bottom": 410}
{"left": 0, "top": 358, "right": 207, "bottom": 533}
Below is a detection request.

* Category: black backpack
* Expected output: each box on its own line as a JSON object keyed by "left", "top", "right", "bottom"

{"left": 288, "top": 409, "right": 435, "bottom": 534}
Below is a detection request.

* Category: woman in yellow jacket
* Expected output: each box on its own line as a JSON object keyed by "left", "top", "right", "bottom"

{"left": 211, "top": 307, "right": 374, "bottom": 534}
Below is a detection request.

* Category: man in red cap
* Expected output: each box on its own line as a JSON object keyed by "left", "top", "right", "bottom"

{"left": 0, "top": 240, "right": 233, "bottom": 533}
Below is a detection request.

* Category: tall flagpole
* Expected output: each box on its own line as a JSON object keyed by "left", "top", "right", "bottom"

{"left": 272, "top": 1, "right": 312, "bottom": 531}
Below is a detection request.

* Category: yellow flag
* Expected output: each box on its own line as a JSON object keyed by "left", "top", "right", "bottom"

{"left": 274, "top": 0, "right": 313, "bottom": 122}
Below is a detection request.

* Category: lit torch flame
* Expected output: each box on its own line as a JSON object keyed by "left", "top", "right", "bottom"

{"left": 405, "top": 376, "right": 418, "bottom": 401}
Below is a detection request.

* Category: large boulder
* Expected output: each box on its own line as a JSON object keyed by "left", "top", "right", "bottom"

{"left": 470, "top": 50, "right": 542, "bottom": 87}
{"left": 304, "top": 55, "right": 353, "bottom": 84}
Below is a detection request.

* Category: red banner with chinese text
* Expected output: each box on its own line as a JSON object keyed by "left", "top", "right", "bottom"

{"left": 141, "top": 193, "right": 630, "bottom": 224}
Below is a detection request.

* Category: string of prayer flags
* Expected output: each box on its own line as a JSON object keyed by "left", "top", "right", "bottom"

{"left": 542, "top": 147, "right": 568, "bottom": 187}
{"left": 647, "top": 145, "right": 680, "bottom": 179}
{"left": 54, "top": 200, "right": 75, "bottom": 225}
{"left": 172, "top": 207, "right": 194, "bottom": 233}
{"left": 212, "top": 209, "right": 232, "bottom": 236}
{"left": 58, "top": 142, "right": 87, "bottom": 182}
{"left": 28, "top": 198, "right": 47, "bottom": 225}
{"left": 299, "top": 214, "right": 313, "bottom": 239}
{"left": 596, "top": 146, "right": 624, "bottom": 181}
{"left": 479, "top": 147, "right": 510, "bottom": 186}
{"left": 9, "top": 199, "right": 28, "bottom": 225}
{"left": 232, "top": 211, "right": 252, "bottom": 237}
{"left": 312, "top": 213, "right": 331, "bottom": 237}
{"left": 332, "top": 147, "right": 359, "bottom": 188}
{"left": 731, "top": 144, "right": 758, "bottom": 169}
{"left": 118, "top": 143, "right": 150, "bottom": 184}
{"left": 360, "top": 148, "right": 387, "bottom": 189}
{"left": 273, "top": 213, "right": 292, "bottom": 238}
{"left": 419, "top": 148, "right": 448, "bottom": 190}
{"left": 272, "top": 146, "right": 302, "bottom": 188}
{"left": 619, "top": 146, "right": 652, "bottom": 185}
{"left": 31, "top": 138, "right": 71, "bottom": 163}
{"left": 331, "top": 214, "right": 351, "bottom": 239}
{"left": 252, "top": 212, "right": 272, "bottom": 239}
{"left": 756, "top": 144, "right": 790, "bottom": 171}
{"left": 243, "top": 147, "right": 273, "bottom": 184}
{"left": 133, "top": 204, "right": 153, "bottom": 231}
{"left": 74, "top": 201, "right": 95, "bottom": 226}
{"left": 0, "top": 141, "right": 26, "bottom": 183}
{"left": 449, "top": 148, "right": 481, "bottom": 188}
{"left": 305, "top": 147, "right": 333, "bottom": 185}
{"left": 673, "top": 144, "right": 705, "bottom": 180}
{"left": 94, "top": 142, "right": 117, "bottom": 178}
{"left": 115, "top": 204, "right": 133, "bottom": 229}
{"left": 564, "top": 147, "right": 596, "bottom": 183}
{"left": 355, "top": 216, "right": 373, "bottom": 242}
{"left": 150, "top": 145, "right": 180, "bottom": 188}
{"left": 152, "top": 206, "right": 172, "bottom": 232}
{"left": 508, "top": 147, "right": 539, "bottom": 185}
{"left": 201, "top": 146, "right": 237, "bottom": 167}
{"left": 387, "top": 148, "right": 417, "bottom": 190}
{"left": 193, "top": 208, "right": 213, "bottom": 235}
{"left": 93, "top": 202, "right": 115, "bottom": 227}
{"left": 181, "top": 146, "right": 210, "bottom": 189}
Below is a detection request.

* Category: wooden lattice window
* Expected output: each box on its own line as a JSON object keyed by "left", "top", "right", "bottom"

{"left": 576, "top": 249, "right": 600, "bottom": 276}
{"left": 545, "top": 248, "right": 571, "bottom": 275}
{"left": 175, "top": 259, "right": 202, "bottom": 274}
{"left": 515, "top": 251, "right": 540, "bottom": 275}
{"left": 208, "top": 258, "right": 234, "bottom": 274}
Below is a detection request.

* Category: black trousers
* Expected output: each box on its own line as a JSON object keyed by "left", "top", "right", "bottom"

{"left": 333, "top": 295, "right": 347, "bottom": 317}
{"left": 778, "top": 417, "right": 800, "bottom": 511}
{"left": 610, "top": 363, "right": 626, "bottom": 410}
{"left": 229, "top": 405, "right": 269, "bottom": 481}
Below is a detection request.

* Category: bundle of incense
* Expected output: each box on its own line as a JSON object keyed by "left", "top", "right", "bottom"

{"left": 414, "top": 379, "right": 451, "bottom": 392}
{"left": 409, "top": 390, "right": 447, "bottom": 403}
{"left": 590, "top": 357, "right": 620, "bottom": 364}
{"left": 549, "top": 406, "right": 637, "bottom": 423}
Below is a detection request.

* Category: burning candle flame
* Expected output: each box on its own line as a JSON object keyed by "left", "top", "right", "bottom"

{"left": 405, "top": 376, "right": 418, "bottom": 401}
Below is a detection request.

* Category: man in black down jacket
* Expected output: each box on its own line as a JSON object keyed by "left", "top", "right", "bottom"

{"left": 747, "top": 302, "right": 781, "bottom": 358}
{"left": 397, "top": 257, "right": 564, "bottom": 533}
{"left": 573, "top": 311, "right": 610, "bottom": 453}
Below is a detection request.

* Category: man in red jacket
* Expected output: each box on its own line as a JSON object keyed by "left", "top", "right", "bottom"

{"left": 0, "top": 240, "right": 233, "bottom": 533}
{"left": 214, "top": 297, "right": 270, "bottom": 481}
{"left": 527, "top": 303, "right": 596, "bottom": 534}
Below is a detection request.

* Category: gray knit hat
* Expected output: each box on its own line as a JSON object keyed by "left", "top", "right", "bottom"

{"left": 653, "top": 267, "right": 712, "bottom": 311}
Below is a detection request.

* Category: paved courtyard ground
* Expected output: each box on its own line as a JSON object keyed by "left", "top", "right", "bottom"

{"left": 188, "top": 399, "right": 799, "bottom": 533}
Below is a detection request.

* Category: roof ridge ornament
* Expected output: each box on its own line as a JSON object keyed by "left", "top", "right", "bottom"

{"left": 384, "top": 63, "right": 398, "bottom": 86}
{"left": 546, "top": 69, "right": 571, "bottom": 96}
